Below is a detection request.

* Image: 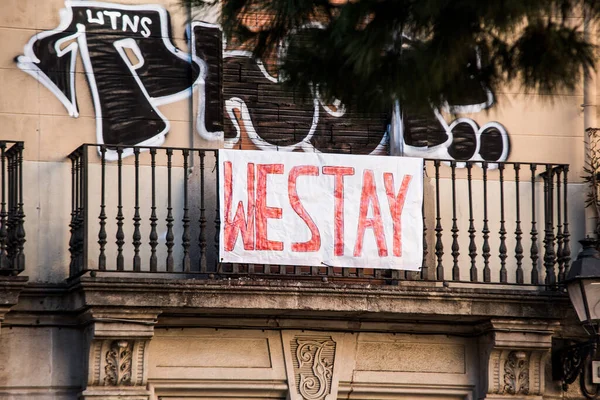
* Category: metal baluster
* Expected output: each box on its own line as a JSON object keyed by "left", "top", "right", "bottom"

{"left": 451, "top": 162, "right": 460, "bottom": 281}
{"left": 78, "top": 145, "right": 85, "bottom": 272}
{"left": 68, "top": 153, "right": 77, "bottom": 275}
{"left": 562, "top": 166, "right": 571, "bottom": 278}
{"left": 214, "top": 151, "right": 221, "bottom": 271}
{"left": 543, "top": 165, "right": 556, "bottom": 286}
{"left": 132, "top": 148, "right": 141, "bottom": 271}
{"left": 149, "top": 148, "right": 158, "bottom": 272}
{"left": 467, "top": 162, "right": 477, "bottom": 282}
{"left": 555, "top": 168, "right": 564, "bottom": 281}
{"left": 421, "top": 163, "right": 428, "bottom": 280}
{"left": 530, "top": 164, "right": 539, "bottom": 284}
{"left": 482, "top": 162, "right": 491, "bottom": 282}
{"left": 434, "top": 160, "right": 444, "bottom": 280}
{"left": 182, "top": 149, "right": 191, "bottom": 272}
{"left": 115, "top": 148, "right": 124, "bottom": 271}
{"left": 74, "top": 152, "right": 82, "bottom": 273}
{"left": 0, "top": 144, "right": 7, "bottom": 270}
{"left": 165, "top": 149, "right": 174, "bottom": 272}
{"left": 98, "top": 146, "right": 107, "bottom": 270}
{"left": 499, "top": 164, "right": 507, "bottom": 283}
{"left": 199, "top": 151, "right": 207, "bottom": 273}
{"left": 8, "top": 151, "right": 15, "bottom": 265}
{"left": 514, "top": 164, "right": 524, "bottom": 284}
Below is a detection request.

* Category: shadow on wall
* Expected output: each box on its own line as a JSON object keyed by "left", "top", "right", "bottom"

{"left": 15, "top": 0, "right": 509, "bottom": 163}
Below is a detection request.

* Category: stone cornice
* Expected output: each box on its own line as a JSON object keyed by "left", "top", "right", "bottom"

{"left": 8, "top": 276, "right": 571, "bottom": 326}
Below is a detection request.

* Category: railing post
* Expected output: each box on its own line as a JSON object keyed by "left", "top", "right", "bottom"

{"left": 530, "top": 164, "right": 539, "bottom": 284}
{"left": 543, "top": 165, "right": 556, "bottom": 286}
{"left": 98, "top": 146, "right": 107, "bottom": 271}
{"left": 482, "top": 162, "right": 491, "bottom": 282}
{"left": 0, "top": 143, "right": 7, "bottom": 270}
{"left": 450, "top": 161, "right": 460, "bottom": 281}
{"left": 199, "top": 151, "right": 207, "bottom": 273}
{"left": 149, "top": 148, "right": 158, "bottom": 272}
{"left": 80, "top": 144, "right": 87, "bottom": 274}
{"left": 182, "top": 149, "right": 191, "bottom": 272}
{"left": 7, "top": 149, "right": 15, "bottom": 267}
{"left": 498, "top": 163, "right": 507, "bottom": 283}
{"left": 214, "top": 150, "right": 221, "bottom": 271}
{"left": 115, "top": 148, "right": 124, "bottom": 271}
{"left": 165, "top": 149, "right": 174, "bottom": 272}
{"left": 467, "top": 162, "right": 477, "bottom": 282}
{"left": 421, "top": 163, "right": 428, "bottom": 280}
{"left": 68, "top": 152, "right": 77, "bottom": 276}
{"left": 434, "top": 160, "right": 444, "bottom": 280}
{"left": 132, "top": 148, "right": 141, "bottom": 272}
{"left": 562, "top": 166, "right": 571, "bottom": 278}
{"left": 556, "top": 167, "right": 564, "bottom": 281}
{"left": 514, "top": 164, "right": 524, "bottom": 284}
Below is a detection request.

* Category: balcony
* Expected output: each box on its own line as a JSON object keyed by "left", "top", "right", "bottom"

{"left": 66, "top": 143, "right": 572, "bottom": 289}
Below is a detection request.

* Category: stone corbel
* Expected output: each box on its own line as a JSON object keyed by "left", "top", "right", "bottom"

{"left": 78, "top": 308, "right": 160, "bottom": 400}
{"left": 479, "top": 319, "right": 558, "bottom": 399}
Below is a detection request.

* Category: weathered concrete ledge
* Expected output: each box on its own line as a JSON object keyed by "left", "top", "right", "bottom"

{"left": 8, "top": 276, "right": 573, "bottom": 330}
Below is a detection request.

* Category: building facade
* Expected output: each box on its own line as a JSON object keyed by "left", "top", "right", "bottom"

{"left": 0, "top": 0, "right": 596, "bottom": 399}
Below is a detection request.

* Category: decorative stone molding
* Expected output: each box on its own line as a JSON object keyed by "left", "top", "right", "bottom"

{"left": 291, "top": 336, "right": 336, "bottom": 400}
{"left": 79, "top": 308, "right": 160, "bottom": 400}
{"left": 479, "top": 319, "right": 557, "bottom": 399}
{"left": 87, "top": 338, "right": 148, "bottom": 387}
{"left": 282, "top": 331, "right": 343, "bottom": 400}
{"left": 503, "top": 350, "right": 530, "bottom": 395}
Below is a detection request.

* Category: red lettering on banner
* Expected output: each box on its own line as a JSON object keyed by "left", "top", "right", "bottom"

{"left": 384, "top": 173, "right": 412, "bottom": 257}
{"left": 354, "top": 169, "right": 388, "bottom": 257}
{"left": 322, "top": 166, "right": 355, "bottom": 256}
{"left": 223, "top": 161, "right": 255, "bottom": 251}
{"left": 256, "top": 164, "right": 284, "bottom": 251}
{"left": 289, "top": 166, "right": 321, "bottom": 252}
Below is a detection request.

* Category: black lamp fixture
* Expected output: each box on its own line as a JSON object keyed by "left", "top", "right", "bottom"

{"left": 554, "top": 238, "right": 600, "bottom": 398}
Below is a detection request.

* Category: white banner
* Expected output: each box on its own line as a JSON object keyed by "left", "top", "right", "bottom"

{"left": 219, "top": 149, "right": 423, "bottom": 270}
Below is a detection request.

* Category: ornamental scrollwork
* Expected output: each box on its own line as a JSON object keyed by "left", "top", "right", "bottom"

{"left": 503, "top": 350, "right": 530, "bottom": 395}
{"left": 104, "top": 340, "right": 133, "bottom": 386}
{"left": 293, "top": 337, "right": 336, "bottom": 400}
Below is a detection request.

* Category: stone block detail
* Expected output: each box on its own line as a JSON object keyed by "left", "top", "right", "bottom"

{"left": 79, "top": 308, "right": 159, "bottom": 400}
{"left": 479, "top": 319, "right": 555, "bottom": 398}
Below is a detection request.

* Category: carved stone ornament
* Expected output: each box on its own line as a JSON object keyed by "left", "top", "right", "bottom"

{"left": 503, "top": 351, "right": 530, "bottom": 395}
{"left": 486, "top": 348, "right": 547, "bottom": 396}
{"left": 105, "top": 340, "right": 133, "bottom": 386}
{"left": 87, "top": 339, "right": 148, "bottom": 387}
{"left": 291, "top": 336, "right": 337, "bottom": 400}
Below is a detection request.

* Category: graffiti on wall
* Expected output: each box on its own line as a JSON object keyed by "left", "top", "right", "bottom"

{"left": 16, "top": 1, "right": 223, "bottom": 159}
{"left": 16, "top": 1, "right": 509, "bottom": 162}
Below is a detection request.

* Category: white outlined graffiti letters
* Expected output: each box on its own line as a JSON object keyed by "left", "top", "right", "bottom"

{"left": 16, "top": 1, "right": 211, "bottom": 158}
{"left": 16, "top": 1, "right": 509, "bottom": 163}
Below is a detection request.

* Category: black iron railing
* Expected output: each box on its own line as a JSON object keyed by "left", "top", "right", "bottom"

{"left": 0, "top": 141, "right": 25, "bottom": 275}
{"left": 68, "top": 144, "right": 570, "bottom": 286}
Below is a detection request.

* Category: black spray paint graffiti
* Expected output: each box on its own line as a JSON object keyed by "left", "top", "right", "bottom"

{"left": 397, "top": 49, "right": 509, "bottom": 162}
{"left": 16, "top": 1, "right": 222, "bottom": 159}
{"left": 16, "top": 1, "right": 509, "bottom": 162}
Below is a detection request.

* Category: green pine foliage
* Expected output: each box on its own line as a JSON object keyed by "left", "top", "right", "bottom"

{"left": 185, "top": 0, "right": 599, "bottom": 111}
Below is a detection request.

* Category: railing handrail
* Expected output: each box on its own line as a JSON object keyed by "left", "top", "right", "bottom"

{"left": 72, "top": 144, "right": 570, "bottom": 168}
